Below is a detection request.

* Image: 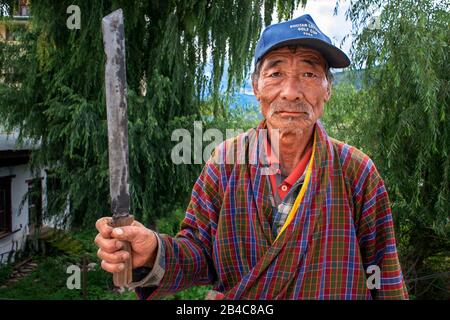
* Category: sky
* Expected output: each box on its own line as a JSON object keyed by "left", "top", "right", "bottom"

{"left": 293, "top": 0, "right": 353, "bottom": 57}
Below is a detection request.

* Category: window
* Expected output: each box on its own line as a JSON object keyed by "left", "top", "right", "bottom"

{"left": 18, "top": 0, "right": 30, "bottom": 17}
{"left": 0, "top": 176, "right": 12, "bottom": 237}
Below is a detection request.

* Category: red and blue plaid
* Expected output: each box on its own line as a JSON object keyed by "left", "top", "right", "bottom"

{"left": 136, "top": 120, "right": 408, "bottom": 300}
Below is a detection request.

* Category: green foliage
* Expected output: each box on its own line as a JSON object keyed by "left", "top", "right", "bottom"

{"left": 321, "top": 82, "right": 371, "bottom": 152}
{"left": 37, "top": 229, "right": 84, "bottom": 255}
{"left": 168, "top": 284, "right": 211, "bottom": 300}
{"left": 0, "top": 220, "right": 210, "bottom": 299}
{"left": 0, "top": 229, "right": 136, "bottom": 300}
{"left": 0, "top": 255, "right": 136, "bottom": 300}
{"left": 0, "top": 264, "right": 12, "bottom": 286}
{"left": 156, "top": 207, "right": 186, "bottom": 235}
{"left": 347, "top": 0, "right": 450, "bottom": 299}
{"left": 0, "top": 0, "right": 304, "bottom": 229}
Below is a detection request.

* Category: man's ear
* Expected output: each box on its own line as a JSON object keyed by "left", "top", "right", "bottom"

{"left": 324, "top": 81, "right": 332, "bottom": 102}
{"left": 252, "top": 80, "right": 260, "bottom": 101}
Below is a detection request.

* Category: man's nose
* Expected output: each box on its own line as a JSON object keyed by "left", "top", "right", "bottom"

{"left": 280, "top": 76, "right": 304, "bottom": 101}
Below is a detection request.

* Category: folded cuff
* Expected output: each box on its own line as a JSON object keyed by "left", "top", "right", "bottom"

{"left": 128, "top": 231, "right": 165, "bottom": 288}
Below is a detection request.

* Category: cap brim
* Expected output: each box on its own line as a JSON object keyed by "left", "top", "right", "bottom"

{"left": 261, "top": 38, "right": 350, "bottom": 68}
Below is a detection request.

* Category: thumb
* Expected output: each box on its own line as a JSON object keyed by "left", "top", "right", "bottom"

{"left": 111, "top": 226, "right": 142, "bottom": 242}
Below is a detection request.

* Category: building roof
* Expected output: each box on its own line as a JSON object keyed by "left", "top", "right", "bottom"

{"left": 0, "top": 130, "right": 37, "bottom": 151}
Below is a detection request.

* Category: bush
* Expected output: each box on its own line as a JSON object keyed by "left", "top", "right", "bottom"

{"left": 0, "top": 265, "right": 12, "bottom": 286}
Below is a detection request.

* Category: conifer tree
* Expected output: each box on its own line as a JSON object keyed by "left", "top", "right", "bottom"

{"left": 0, "top": 1, "right": 305, "bottom": 227}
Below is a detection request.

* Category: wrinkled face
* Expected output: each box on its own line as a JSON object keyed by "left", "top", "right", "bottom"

{"left": 253, "top": 46, "right": 331, "bottom": 135}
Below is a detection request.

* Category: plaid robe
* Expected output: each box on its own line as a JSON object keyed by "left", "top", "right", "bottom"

{"left": 138, "top": 120, "right": 408, "bottom": 300}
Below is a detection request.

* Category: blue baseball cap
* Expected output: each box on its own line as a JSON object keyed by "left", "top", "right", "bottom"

{"left": 254, "top": 14, "right": 350, "bottom": 68}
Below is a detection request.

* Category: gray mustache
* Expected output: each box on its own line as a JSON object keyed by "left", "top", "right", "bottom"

{"left": 268, "top": 101, "right": 313, "bottom": 117}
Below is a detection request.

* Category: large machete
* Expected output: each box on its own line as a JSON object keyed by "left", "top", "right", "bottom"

{"left": 102, "top": 8, "right": 134, "bottom": 287}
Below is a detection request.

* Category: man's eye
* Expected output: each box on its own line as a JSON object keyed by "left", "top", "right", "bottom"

{"left": 303, "top": 72, "right": 316, "bottom": 78}
{"left": 270, "top": 72, "right": 282, "bottom": 78}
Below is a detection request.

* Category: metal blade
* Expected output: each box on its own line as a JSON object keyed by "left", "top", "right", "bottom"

{"left": 102, "top": 9, "right": 130, "bottom": 222}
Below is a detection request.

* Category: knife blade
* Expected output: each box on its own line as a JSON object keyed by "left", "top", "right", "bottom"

{"left": 102, "top": 8, "right": 134, "bottom": 287}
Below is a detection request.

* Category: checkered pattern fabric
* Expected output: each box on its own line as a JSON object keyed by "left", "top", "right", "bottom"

{"left": 268, "top": 170, "right": 306, "bottom": 238}
{"left": 136, "top": 120, "right": 408, "bottom": 300}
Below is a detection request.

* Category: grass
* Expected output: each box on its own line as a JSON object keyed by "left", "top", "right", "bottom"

{"left": 0, "top": 227, "right": 209, "bottom": 300}
{"left": 0, "top": 228, "right": 136, "bottom": 300}
{"left": 0, "top": 255, "right": 136, "bottom": 300}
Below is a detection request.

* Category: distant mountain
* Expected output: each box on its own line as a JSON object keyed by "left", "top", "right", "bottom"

{"left": 229, "top": 93, "right": 258, "bottom": 109}
{"left": 332, "top": 69, "right": 365, "bottom": 89}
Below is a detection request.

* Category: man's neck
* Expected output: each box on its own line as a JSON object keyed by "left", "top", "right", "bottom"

{"left": 267, "top": 124, "right": 314, "bottom": 176}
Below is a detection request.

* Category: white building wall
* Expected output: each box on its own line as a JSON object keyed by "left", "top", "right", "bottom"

{"left": 0, "top": 165, "right": 32, "bottom": 263}
{"left": 0, "top": 164, "right": 50, "bottom": 264}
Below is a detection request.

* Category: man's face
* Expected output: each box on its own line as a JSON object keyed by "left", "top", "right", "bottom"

{"left": 253, "top": 46, "right": 331, "bottom": 135}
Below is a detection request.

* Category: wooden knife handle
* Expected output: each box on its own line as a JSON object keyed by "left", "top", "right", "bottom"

{"left": 110, "top": 215, "right": 134, "bottom": 287}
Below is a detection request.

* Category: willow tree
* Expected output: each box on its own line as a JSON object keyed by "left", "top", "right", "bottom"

{"left": 347, "top": 0, "right": 449, "bottom": 299}
{"left": 0, "top": 1, "right": 307, "bottom": 228}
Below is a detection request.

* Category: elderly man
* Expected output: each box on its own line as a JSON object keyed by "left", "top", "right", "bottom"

{"left": 95, "top": 14, "right": 408, "bottom": 299}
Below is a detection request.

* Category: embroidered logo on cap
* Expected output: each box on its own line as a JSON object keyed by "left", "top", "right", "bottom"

{"left": 289, "top": 23, "right": 319, "bottom": 37}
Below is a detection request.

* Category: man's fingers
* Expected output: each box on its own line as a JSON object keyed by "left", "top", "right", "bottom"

{"left": 132, "top": 220, "right": 145, "bottom": 228}
{"left": 95, "top": 217, "right": 111, "bottom": 231}
{"left": 95, "top": 217, "right": 113, "bottom": 238}
{"left": 111, "top": 225, "right": 142, "bottom": 242}
{"left": 94, "top": 233, "right": 123, "bottom": 253}
{"left": 97, "top": 248, "right": 129, "bottom": 264}
{"left": 101, "top": 260, "right": 124, "bottom": 273}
